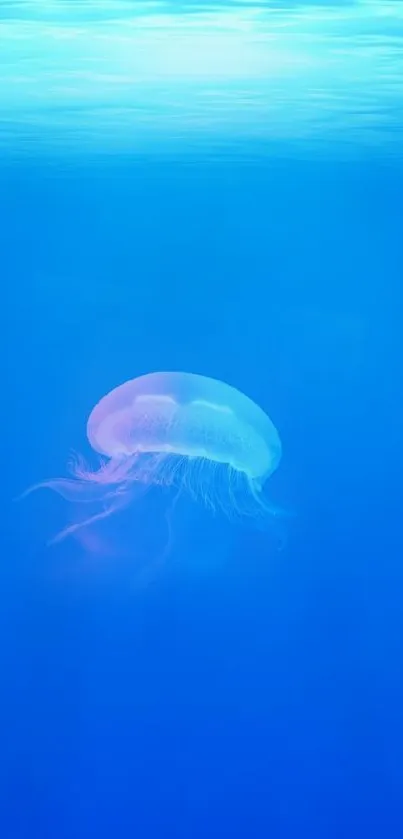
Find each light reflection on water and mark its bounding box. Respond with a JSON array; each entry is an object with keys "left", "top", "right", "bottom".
[{"left": 1, "top": 0, "right": 403, "bottom": 157}]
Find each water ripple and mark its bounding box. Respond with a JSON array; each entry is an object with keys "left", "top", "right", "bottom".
[{"left": 1, "top": 0, "right": 402, "bottom": 157}]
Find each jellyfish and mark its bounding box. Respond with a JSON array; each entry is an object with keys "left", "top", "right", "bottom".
[{"left": 24, "top": 372, "right": 282, "bottom": 544}]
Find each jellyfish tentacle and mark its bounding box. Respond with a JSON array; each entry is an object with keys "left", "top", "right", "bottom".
[
  {"left": 70, "top": 453, "right": 140, "bottom": 486},
  {"left": 49, "top": 491, "right": 131, "bottom": 545},
  {"left": 19, "top": 452, "right": 142, "bottom": 504},
  {"left": 19, "top": 477, "right": 117, "bottom": 504}
]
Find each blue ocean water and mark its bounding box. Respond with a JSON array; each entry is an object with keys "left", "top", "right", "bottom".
[{"left": 1, "top": 1, "right": 403, "bottom": 837}]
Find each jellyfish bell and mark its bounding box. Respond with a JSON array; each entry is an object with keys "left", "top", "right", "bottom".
[
  {"left": 87, "top": 372, "right": 280, "bottom": 482},
  {"left": 23, "top": 372, "right": 282, "bottom": 546}
]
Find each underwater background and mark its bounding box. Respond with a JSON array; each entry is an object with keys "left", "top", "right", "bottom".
[{"left": 1, "top": 1, "right": 403, "bottom": 836}]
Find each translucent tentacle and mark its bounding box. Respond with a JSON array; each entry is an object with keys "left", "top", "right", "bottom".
[
  {"left": 49, "top": 492, "right": 131, "bottom": 545},
  {"left": 18, "top": 452, "right": 141, "bottom": 504},
  {"left": 70, "top": 453, "right": 139, "bottom": 486},
  {"left": 19, "top": 477, "right": 116, "bottom": 504}
]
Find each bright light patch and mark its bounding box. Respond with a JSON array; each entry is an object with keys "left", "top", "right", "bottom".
[
  {"left": 192, "top": 401, "right": 233, "bottom": 415},
  {"left": 136, "top": 395, "right": 177, "bottom": 405}
]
